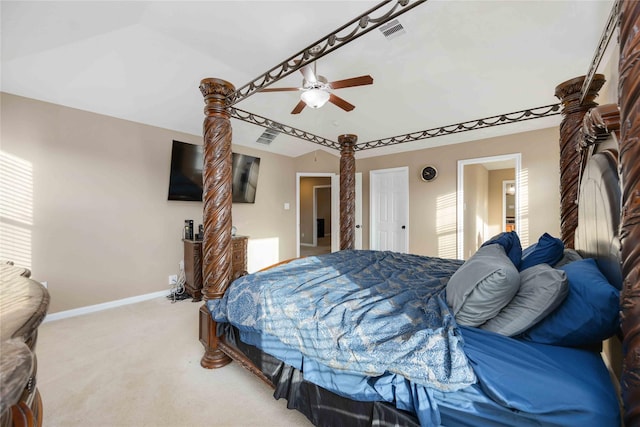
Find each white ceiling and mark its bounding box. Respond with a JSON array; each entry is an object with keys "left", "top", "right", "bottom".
[{"left": 1, "top": 1, "right": 615, "bottom": 159}]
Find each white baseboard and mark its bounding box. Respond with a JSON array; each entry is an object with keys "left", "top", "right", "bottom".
[
  {"left": 300, "top": 243, "right": 313, "bottom": 247},
  {"left": 44, "top": 290, "right": 170, "bottom": 323}
]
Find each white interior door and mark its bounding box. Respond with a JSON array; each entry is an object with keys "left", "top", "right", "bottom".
[{"left": 370, "top": 167, "right": 409, "bottom": 253}]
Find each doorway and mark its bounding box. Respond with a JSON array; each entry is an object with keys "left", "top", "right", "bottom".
[
  {"left": 296, "top": 172, "right": 363, "bottom": 257},
  {"left": 457, "top": 154, "right": 521, "bottom": 259},
  {"left": 311, "top": 184, "right": 332, "bottom": 254},
  {"left": 369, "top": 167, "right": 409, "bottom": 253},
  {"left": 297, "top": 175, "right": 336, "bottom": 257}
]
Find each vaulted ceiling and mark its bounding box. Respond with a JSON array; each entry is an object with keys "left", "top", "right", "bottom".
[{"left": 1, "top": 1, "right": 615, "bottom": 159}]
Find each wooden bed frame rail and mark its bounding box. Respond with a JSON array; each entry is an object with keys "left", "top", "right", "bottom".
[{"left": 198, "top": 1, "right": 640, "bottom": 424}]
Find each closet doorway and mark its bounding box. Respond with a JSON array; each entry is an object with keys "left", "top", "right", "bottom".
[{"left": 457, "top": 154, "right": 521, "bottom": 260}]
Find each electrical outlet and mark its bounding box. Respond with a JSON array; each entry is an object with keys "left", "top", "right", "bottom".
[{"left": 168, "top": 275, "right": 178, "bottom": 285}]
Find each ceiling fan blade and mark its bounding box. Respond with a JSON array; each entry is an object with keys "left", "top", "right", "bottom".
[
  {"left": 259, "top": 87, "right": 301, "bottom": 92},
  {"left": 329, "top": 93, "right": 355, "bottom": 112},
  {"left": 299, "top": 63, "right": 317, "bottom": 84},
  {"left": 291, "top": 100, "right": 307, "bottom": 114},
  {"left": 329, "top": 75, "right": 373, "bottom": 90}
]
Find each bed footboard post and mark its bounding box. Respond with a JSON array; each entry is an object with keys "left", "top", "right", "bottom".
[
  {"left": 554, "top": 74, "right": 606, "bottom": 249},
  {"left": 339, "top": 134, "right": 357, "bottom": 250},
  {"left": 618, "top": 1, "right": 640, "bottom": 423},
  {"left": 198, "top": 78, "right": 235, "bottom": 369}
]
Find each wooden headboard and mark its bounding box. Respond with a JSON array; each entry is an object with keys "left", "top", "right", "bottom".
[
  {"left": 573, "top": 104, "right": 623, "bottom": 409},
  {"left": 575, "top": 104, "right": 622, "bottom": 289}
]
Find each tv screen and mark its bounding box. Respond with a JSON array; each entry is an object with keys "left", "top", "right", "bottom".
[
  {"left": 167, "top": 140, "right": 260, "bottom": 203},
  {"left": 168, "top": 140, "right": 203, "bottom": 201}
]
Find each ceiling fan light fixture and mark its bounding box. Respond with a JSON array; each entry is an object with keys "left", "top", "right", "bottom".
[{"left": 301, "top": 88, "right": 330, "bottom": 109}]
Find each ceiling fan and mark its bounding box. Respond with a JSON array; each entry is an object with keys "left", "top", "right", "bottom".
[{"left": 259, "top": 62, "right": 373, "bottom": 114}]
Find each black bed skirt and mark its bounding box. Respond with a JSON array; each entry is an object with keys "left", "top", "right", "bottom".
[{"left": 221, "top": 323, "right": 420, "bottom": 427}]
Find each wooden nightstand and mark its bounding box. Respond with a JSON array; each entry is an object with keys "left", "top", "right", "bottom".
[
  {"left": 230, "top": 236, "right": 248, "bottom": 280},
  {"left": 183, "top": 239, "right": 203, "bottom": 301},
  {"left": 184, "top": 236, "right": 248, "bottom": 301}
]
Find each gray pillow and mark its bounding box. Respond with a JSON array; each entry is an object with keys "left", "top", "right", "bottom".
[
  {"left": 552, "top": 248, "right": 583, "bottom": 268},
  {"left": 480, "top": 263, "right": 568, "bottom": 336},
  {"left": 446, "top": 244, "right": 520, "bottom": 327}
]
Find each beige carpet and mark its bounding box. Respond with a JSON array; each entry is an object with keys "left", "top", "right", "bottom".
[
  {"left": 38, "top": 297, "right": 312, "bottom": 427},
  {"left": 299, "top": 236, "right": 331, "bottom": 257}
]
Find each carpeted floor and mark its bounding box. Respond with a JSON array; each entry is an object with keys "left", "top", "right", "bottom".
[
  {"left": 38, "top": 297, "right": 312, "bottom": 427},
  {"left": 299, "top": 236, "right": 331, "bottom": 257}
]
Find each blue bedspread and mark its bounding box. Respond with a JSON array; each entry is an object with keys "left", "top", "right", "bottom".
[{"left": 208, "top": 250, "right": 475, "bottom": 391}]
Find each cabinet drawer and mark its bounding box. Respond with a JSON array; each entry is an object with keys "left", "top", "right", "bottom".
[
  {"left": 231, "top": 236, "right": 248, "bottom": 278},
  {"left": 232, "top": 250, "right": 245, "bottom": 265}
]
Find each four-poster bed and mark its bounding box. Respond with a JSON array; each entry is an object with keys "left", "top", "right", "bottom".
[{"left": 197, "top": 1, "right": 639, "bottom": 425}]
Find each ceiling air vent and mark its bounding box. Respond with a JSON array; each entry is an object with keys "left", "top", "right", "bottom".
[
  {"left": 256, "top": 127, "right": 279, "bottom": 145},
  {"left": 379, "top": 19, "right": 406, "bottom": 40}
]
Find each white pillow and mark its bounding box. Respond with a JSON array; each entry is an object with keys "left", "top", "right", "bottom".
[
  {"left": 481, "top": 264, "right": 568, "bottom": 336},
  {"left": 446, "top": 244, "right": 520, "bottom": 327}
]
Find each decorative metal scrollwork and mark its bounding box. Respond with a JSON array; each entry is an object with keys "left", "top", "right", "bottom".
[
  {"left": 355, "top": 104, "right": 562, "bottom": 151},
  {"left": 230, "top": 108, "right": 340, "bottom": 150},
  {"left": 579, "top": 0, "right": 620, "bottom": 106},
  {"left": 231, "top": 104, "right": 564, "bottom": 153},
  {"left": 230, "top": 0, "right": 427, "bottom": 105}
]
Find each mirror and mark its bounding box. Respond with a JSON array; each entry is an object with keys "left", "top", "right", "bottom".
[{"left": 457, "top": 154, "right": 521, "bottom": 259}]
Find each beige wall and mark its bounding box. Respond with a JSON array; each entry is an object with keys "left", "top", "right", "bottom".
[
  {"left": 1, "top": 93, "right": 297, "bottom": 313},
  {"left": 463, "top": 164, "right": 489, "bottom": 259},
  {"left": 488, "top": 169, "right": 516, "bottom": 237},
  {"left": 1, "top": 93, "right": 563, "bottom": 313}
]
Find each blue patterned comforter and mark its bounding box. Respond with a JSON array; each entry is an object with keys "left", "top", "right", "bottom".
[{"left": 208, "top": 250, "right": 475, "bottom": 391}]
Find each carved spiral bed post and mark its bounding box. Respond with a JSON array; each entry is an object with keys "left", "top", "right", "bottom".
[
  {"left": 618, "top": 1, "right": 640, "bottom": 423},
  {"left": 554, "top": 74, "right": 606, "bottom": 249},
  {"left": 339, "top": 134, "right": 357, "bottom": 250},
  {"left": 198, "top": 78, "right": 234, "bottom": 369}
]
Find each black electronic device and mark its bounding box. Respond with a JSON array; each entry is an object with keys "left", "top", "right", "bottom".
[
  {"left": 184, "top": 220, "right": 194, "bottom": 240},
  {"left": 169, "top": 141, "right": 203, "bottom": 201},
  {"left": 168, "top": 140, "right": 260, "bottom": 203}
]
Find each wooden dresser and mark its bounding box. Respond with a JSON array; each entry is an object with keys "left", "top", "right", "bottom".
[
  {"left": 184, "top": 236, "right": 248, "bottom": 301},
  {"left": 0, "top": 262, "right": 49, "bottom": 427}
]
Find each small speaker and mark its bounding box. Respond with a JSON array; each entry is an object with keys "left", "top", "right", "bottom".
[{"left": 184, "top": 220, "right": 194, "bottom": 240}]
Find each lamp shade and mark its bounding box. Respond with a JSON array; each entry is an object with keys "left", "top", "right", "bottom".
[{"left": 301, "top": 88, "right": 330, "bottom": 108}]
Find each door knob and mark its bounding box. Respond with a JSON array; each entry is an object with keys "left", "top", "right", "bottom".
[
  {"left": 401, "top": 225, "right": 406, "bottom": 229},
  {"left": 355, "top": 225, "right": 361, "bottom": 229}
]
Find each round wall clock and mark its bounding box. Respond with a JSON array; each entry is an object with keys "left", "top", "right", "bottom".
[{"left": 420, "top": 165, "right": 438, "bottom": 182}]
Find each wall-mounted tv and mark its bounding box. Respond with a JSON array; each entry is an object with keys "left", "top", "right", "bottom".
[{"left": 167, "top": 140, "right": 260, "bottom": 203}]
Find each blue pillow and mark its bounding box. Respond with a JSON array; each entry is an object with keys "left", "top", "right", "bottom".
[
  {"left": 519, "top": 233, "right": 565, "bottom": 271},
  {"left": 521, "top": 258, "right": 620, "bottom": 347},
  {"left": 480, "top": 231, "right": 522, "bottom": 267}
]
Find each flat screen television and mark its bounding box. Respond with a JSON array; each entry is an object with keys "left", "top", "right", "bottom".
[{"left": 167, "top": 140, "right": 260, "bottom": 203}]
